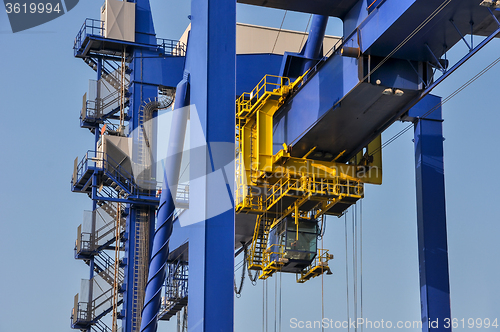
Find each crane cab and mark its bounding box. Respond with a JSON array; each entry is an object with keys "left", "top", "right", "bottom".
[{"left": 265, "top": 217, "right": 319, "bottom": 273}]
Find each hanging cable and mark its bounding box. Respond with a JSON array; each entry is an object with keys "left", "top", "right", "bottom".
[
  {"left": 321, "top": 233, "right": 325, "bottom": 332},
  {"left": 248, "top": 268, "right": 259, "bottom": 286},
  {"left": 298, "top": 14, "right": 313, "bottom": 52},
  {"left": 265, "top": 279, "right": 269, "bottom": 332},
  {"left": 344, "top": 212, "right": 350, "bottom": 332},
  {"left": 360, "top": 201, "right": 364, "bottom": 332},
  {"left": 353, "top": 204, "right": 358, "bottom": 332},
  {"left": 262, "top": 279, "right": 265, "bottom": 332},
  {"left": 274, "top": 270, "right": 278, "bottom": 332},
  {"left": 318, "top": 214, "right": 326, "bottom": 239},
  {"left": 279, "top": 269, "right": 282, "bottom": 332},
  {"left": 271, "top": 11, "right": 288, "bottom": 54},
  {"left": 234, "top": 247, "right": 247, "bottom": 297}
]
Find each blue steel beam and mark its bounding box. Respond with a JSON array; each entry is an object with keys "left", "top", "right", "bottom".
[
  {"left": 183, "top": 0, "right": 236, "bottom": 330},
  {"left": 122, "top": 2, "right": 162, "bottom": 332},
  {"left": 408, "top": 95, "right": 451, "bottom": 332},
  {"left": 237, "top": 0, "right": 359, "bottom": 18},
  {"left": 273, "top": 0, "right": 500, "bottom": 162},
  {"left": 351, "top": 23, "right": 500, "bottom": 160}
]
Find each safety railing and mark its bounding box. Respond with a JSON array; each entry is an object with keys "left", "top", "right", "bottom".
[
  {"left": 73, "top": 150, "right": 163, "bottom": 201},
  {"left": 95, "top": 203, "right": 126, "bottom": 243},
  {"left": 159, "top": 262, "right": 189, "bottom": 316},
  {"left": 72, "top": 150, "right": 103, "bottom": 188},
  {"left": 74, "top": 18, "right": 105, "bottom": 56},
  {"left": 261, "top": 244, "right": 286, "bottom": 278},
  {"left": 94, "top": 251, "right": 124, "bottom": 284},
  {"left": 74, "top": 18, "right": 187, "bottom": 58},
  {"left": 296, "top": 248, "right": 333, "bottom": 283},
  {"left": 76, "top": 226, "right": 93, "bottom": 254},
  {"left": 236, "top": 171, "right": 364, "bottom": 215},
  {"left": 175, "top": 183, "right": 189, "bottom": 203},
  {"left": 91, "top": 287, "right": 113, "bottom": 320},
  {"left": 72, "top": 294, "right": 90, "bottom": 325},
  {"left": 236, "top": 75, "right": 291, "bottom": 119},
  {"left": 367, "top": 0, "right": 387, "bottom": 13},
  {"left": 94, "top": 320, "right": 113, "bottom": 332},
  {"left": 157, "top": 38, "right": 187, "bottom": 57},
  {"left": 81, "top": 99, "right": 100, "bottom": 122},
  {"left": 300, "top": 36, "right": 345, "bottom": 88}
]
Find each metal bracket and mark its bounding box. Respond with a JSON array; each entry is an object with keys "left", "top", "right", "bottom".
[
  {"left": 425, "top": 43, "right": 446, "bottom": 73},
  {"left": 450, "top": 19, "right": 472, "bottom": 51}
]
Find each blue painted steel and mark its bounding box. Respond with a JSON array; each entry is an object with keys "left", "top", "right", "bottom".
[
  {"left": 123, "top": 60, "right": 158, "bottom": 332},
  {"left": 301, "top": 15, "right": 328, "bottom": 72},
  {"left": 134, "top": 0, "right": 156, "bottom": 45},
  {"left": 359, "top": 0, "right": 500, "bottom": 61},
  {"left": 236, "top": 0, "right": 359, "bottom": 19},
  {"left": 140, "top": 75, "right": 190, "bottom": 332},
  {"left": 409, "top": 95, "right": 451, "bottom": 332},
  {"left": 274, "top": 0, "right": 500, "bottom": 162},
  {"left": 115, "top": 2, "right": 163, "bottom": 332},
  {"left": 360, "top": 23, "right": 500, "bottom": 159},
  {"left": 182, "top": 0, "right": 236, "bottom": 330},
  {"left": 236, "top": 54, "right": 283, "bottom": 95}
]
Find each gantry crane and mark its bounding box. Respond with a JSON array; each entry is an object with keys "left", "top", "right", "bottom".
[{"left": 67, "top": 1, "right": 500, "bottom": 332}]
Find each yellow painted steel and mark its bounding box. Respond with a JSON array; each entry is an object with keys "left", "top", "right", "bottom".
[
  {"left": 296, "top": 249, "right": 334, "bottom": 283},
  {"left": 259, "top": 244, "right": 286, "bottom": 280},
  {"left": 236, "top": 73, "right": 382, "bottom": 282}
]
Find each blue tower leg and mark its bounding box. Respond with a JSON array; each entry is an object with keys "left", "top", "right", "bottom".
[
  {"left": 185, "top": 0, "right": 236, "bottom": 330},
  {"left": 409, "top": 95, "right": 451, "bottom": 332}
]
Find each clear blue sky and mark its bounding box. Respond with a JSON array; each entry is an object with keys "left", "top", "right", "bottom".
[{"left": 0, "top": 1, "right": 499, "bottom": 331}]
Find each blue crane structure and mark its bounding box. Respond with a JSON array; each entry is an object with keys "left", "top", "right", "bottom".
[{"left": 68, "top": 0, "right": 500, "bottom": 331}]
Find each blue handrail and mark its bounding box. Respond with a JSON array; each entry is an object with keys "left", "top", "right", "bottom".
[
  {"left": 74, "top": 18, "right": 186, "bottom": 57},
  {"left": 72, "top": 150, "right": 162, "bottom": 198},
  {"left": 74, "top": 19, "right": 105, "bottom": 56}
]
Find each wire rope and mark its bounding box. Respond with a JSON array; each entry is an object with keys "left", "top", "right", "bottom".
[
  {"left": 360, "top": 201, "right": 364, "bottom": 332},
  {"left": 272, "top": 11, "right": 288, "bottom": 54},
  {"left": 287, "top": 0, "right": 454, "bottom": 147},
  {"left": 234, "top": 248, "right": 246, "bottom": 297},
  {"left": 298, "top": 14, "right": 313, "bottom": 52},
  {"left": 353, "top": 204, "right": 357, "bottom": 332},
  {"left": 321, "top": 234, "right": 325, "bottom": 332},
  {"left": 345, "top": 213, "right": 350, "bottom": 332}
]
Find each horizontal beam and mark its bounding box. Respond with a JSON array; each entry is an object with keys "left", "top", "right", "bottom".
[{"left": 237, "top": 0, "right": 358, "bottom": 19}]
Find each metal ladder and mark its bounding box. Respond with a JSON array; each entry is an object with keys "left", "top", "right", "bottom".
[
  {"left": 130, "top": 210, "right": 150, "bottom": 332},
  {"left": 248, "top": 216, "right": 272, "bottom": 270}
]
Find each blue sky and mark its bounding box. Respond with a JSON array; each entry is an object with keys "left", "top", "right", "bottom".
[{"left": 0, "top": 1, "right": 499, "bottom": 331}]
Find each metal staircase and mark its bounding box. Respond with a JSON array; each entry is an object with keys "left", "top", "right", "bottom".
[
  {"left": 75, "top": 202, "right": 126, "bottom": 257},
  {"left": 92, "top": 251, "right": 125, "bottom": 287},
  {"left": 81, "top": 58, "right": 130, "bottom": 129},
  {"left": 158, "top": 261, "right": 188, "bottom": 321},
  {"left": 247, "top": 216, "right": 272, "bottom": 270},
  {"left": 71, "top": 8, "right": 186, "bottom": 332}
]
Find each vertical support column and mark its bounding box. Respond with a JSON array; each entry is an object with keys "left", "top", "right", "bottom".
[
  {"left": 409, "top": 95, "right": 451, "bottom": 332},
  {"left": 124, "top": 47, "right": 159, "bottom": 332},
  {"left": 140, "top": 75, "right": 190, "bottom": 332},
  {"left": 187, "top": 0, "right": 236, "bottom": 330},
  {"left": 88, "top": 56, "right": 103, "bottom": 331},
  {"left": 301, "top": 15, "right": 328, "bottom": 73}
]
